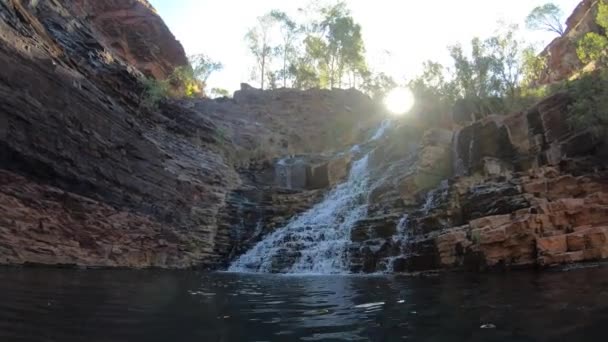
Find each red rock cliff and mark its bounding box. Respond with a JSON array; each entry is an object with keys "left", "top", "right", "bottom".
[
  {"left": 539, "top": 0, "right": 602, "bottom": 84},
  {"left": 67, "top": 0, "right": 188, "bottom": 79}
]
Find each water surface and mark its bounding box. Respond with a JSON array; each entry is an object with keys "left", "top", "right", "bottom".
[{"left": 1, "top": 266, "right": 607, "bottom": 341}]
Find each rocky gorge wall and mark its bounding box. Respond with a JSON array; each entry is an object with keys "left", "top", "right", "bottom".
[
  {"left": 351, "top": 93, "right": 608, "bottom": 272},
  {"left": 0, "top": 0, "right": 381, "bottom": 268},
  {"left": 1, "top": 0, "right": 607, "bottom": 273}
]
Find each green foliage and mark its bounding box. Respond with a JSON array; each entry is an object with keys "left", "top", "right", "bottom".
[
  {"left": 597, "top": 0, "right": 608, "bottom": 29},
  {"left": 566, "top": 70, "right": 608, "bottom": 138},
  {"left": 576, "top": 1, "right": 608, "bottom": 65},
  {"left": 526, "top": 3, "right": 565, "bottom": 35},
  {"left": 418, "top": 26, "right": 531, "bottom": 119},
  {"left": 247, "top": 2, "right": 368, "bottom": 91},
  {"left": 141, "top": 77, "right": 171, "bottom": 110},
  {"left": 170, "top": 65, "right": 199, "bottom": 97},
  {"left": 246, "top": 13, "right": 275, "bottom": 90},
  {"left": 409, "top": 61, "right": 459, "bottom": 125},
  {"left": 209, "top": 88, "right": 231, "bottom": 98},
  {"left": 577, "top": 32, "right": 608, "bottom": 65},
  {"left": 362, "top": 72, "right": 396, "bottom": 100},
  {"left": 315, "top": 2, "right": 367, "bottom": 88},
  {"left": 289, "top": 59, "right": 320, "bottom": 89},
  {"left": 188, "top": 54, "right": 223, "bottom": 93},
  {"left": 215, "top": 127, "right": 229, "bottom": 143},
  {"left": 522, "top": 46, "right": 548, "bottom": 86},
  {"left": 139, "top": 54, "right": 223, "bottom": 108},
  {"left": 269, "top": 10, "right": 300, "bottom": 88}
]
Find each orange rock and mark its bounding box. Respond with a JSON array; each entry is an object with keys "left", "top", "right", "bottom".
[{"left": 537, "top": 235, "right": 568, "bottom": 255}]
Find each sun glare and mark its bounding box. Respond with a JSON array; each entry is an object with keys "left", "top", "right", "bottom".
[{"left": 384, "top": 88, "right": 415, "bottom": 116}]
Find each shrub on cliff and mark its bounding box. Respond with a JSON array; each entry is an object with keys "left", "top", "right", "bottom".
[
  {"left": 141, "top": 77, "right": 171, "bottom": 110},
  {"left": 577, "top": 0, "right": 608, "bottom": 65},
  {"left": 566, "top": 70, "right": 608, "bottom": 139},
  {"left": 139, "top": 54, "right": 223, "bottom": 109}
]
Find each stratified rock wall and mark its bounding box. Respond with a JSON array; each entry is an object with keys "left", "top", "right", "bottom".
[
  {"left": 0, "top": 0, "right": 381, "bottom": 268},
  {"left": 353, "top": 93, "right": 608, "bottom": 273},
  {"left": 67, "top": 0, "right": 188, "bottom": 79}
]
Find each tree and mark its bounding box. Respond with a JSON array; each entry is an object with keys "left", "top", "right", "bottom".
[
  {"left": 269, "top": 10, "right": 299, "bottom": 88},
  {"left": 317, "top": 2, "right": 366, "bottom": 88},
  {"left": 487, "top": 26, "right": 525, "bottom": 105},
  {"left": 290, "top": 2, "right": 367, "bottom": 89},
  {"left": 209, "top": 88, "right": 231, "bottom": 98},
  {"left": 448, "top": 38, "right": 496, "bottom": 101},
  {"left": 526, "top": 3, "right": 565, "bottom": 35},
  {"left": 361, "top": 72, "right": 396, "bottom": 100},
  {"left": 189, "top": 54, "right": 223, "bottom": 91},
  {"left": 290, "top": 57, "right": 320, "bottom": 89},
  {"left": 522, "top": 46, "right": 547, "bottom": 86},
  {"left": 246, "top": 14, "right": 275, "bottom": 90}
]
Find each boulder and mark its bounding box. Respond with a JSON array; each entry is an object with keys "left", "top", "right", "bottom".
[{"left": 306, "top": 154, "right": 351, "bottom": 189}]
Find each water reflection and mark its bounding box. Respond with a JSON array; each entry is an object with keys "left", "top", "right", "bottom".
[{"left": 0, "top": 267, "right": 607, "bottom": 341}]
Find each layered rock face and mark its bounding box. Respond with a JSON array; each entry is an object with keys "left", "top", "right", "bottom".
[
  {"left": 353, "top": 93, "right": 608, "bottom": 272},
  {"left": 2, "top": 0, "right": 606, "bottom": 273},
  {"left": 67, "top": 0, "right": 188, "bottom": 79},
  {"left": 0, "top": 0, "right": 237, "bottom": 268},
  {"left": 0, "top": 0, "right": 380, "bottom": 268},
  {"left": 539, "top": 0, "right": 601, "bottom": 84}
]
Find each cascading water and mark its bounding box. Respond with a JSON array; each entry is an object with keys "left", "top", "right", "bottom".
[
  {"left": 452, "top": 129, "right": 466, "bottom": 177},
  {"left": 370, "top": 119, "right": 392, "bottom": 141},
  {"left": 229, "top": 120, "right": 391, "bottom": 274}
]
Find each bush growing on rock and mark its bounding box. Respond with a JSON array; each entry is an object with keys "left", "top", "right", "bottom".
[
  {"left": 566, "top": 70, "right": 608, "bottom": 139},
  {"left": 141, "top": 77, "right": 171, "bottom": 110},
  {"left": 577, "top": 0, "right": 608, "bottom": 66},
  {"left": 140, "top": 54, "right": 223, "bottom": 109}
]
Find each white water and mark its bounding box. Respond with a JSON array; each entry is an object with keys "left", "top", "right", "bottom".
[
  {"left": 229, "top": 154, "right": 371, "bottom": 274},
  {"left": 370, "top": 119, "right": 391, "bottom": 141},
  {"left": 452, "top": 129, "right": 466, "bottom": 177},
  {"left": 393, "top": 214, "right": 409, "bottom": 243},
  {"left": 229, "top": 120, "right": 391, "bottom": 274}
]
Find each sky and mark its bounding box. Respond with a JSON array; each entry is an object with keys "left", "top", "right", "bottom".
[{"left": 149, "top": 0, "right": 582, "bottom": 92}]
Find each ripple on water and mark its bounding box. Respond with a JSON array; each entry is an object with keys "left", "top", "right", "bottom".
[{"left": 1, "top": 269, "right": 608, "bottom": 341}]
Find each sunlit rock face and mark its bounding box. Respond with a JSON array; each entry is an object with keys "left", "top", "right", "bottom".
[
  {"left": 538, "top": 0, "right": 601, "bottom": 85},
  {"left": 352, "top": 92, "right": 608, "bottom": 273}
]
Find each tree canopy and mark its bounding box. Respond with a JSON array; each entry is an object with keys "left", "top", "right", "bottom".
[{"left": 525, "top": 3, "right": 565, "bottom": 35}]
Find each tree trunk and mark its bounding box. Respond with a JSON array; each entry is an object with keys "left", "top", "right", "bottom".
[
  {"left": 261, "top": 54, "right": 266, "bottom": 90},
  {"left": 283, "top": 48, "right": 287, "bottom": 88}
]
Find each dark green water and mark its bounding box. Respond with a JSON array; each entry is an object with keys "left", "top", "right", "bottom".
[{"left": 0, "top": 266, "right": 607, "bottom": 341}]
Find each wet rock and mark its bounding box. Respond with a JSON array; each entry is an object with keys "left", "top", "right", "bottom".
[
  {"left": 454, "top": 117, "right": 517, "bottom": 176},
  {"left": 306, "top": 154, "right": 352, "bottom": 190},
  {"left": 461, "top": 182, "right": 529, "bottom": 222}
]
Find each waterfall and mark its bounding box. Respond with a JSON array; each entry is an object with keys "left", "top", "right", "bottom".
[
  {"left": 275, "top": 157, "right": 306, "bottom": 189},
  {"left": 275, "top": 157, "right": 292, "bottom": 189},
  {"left": 370, "top": 119, "right": 391, "bottom": 141},
  {"left": 229, "top": 120, "right": 391, "bottom": 274},
  {"left": 452, "top": 129, "right": 466, "bottom": 177}
]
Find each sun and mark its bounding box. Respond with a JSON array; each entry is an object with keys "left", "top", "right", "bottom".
[{"left": 384, "top": 88, "right": 415, "bottom": 116}]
